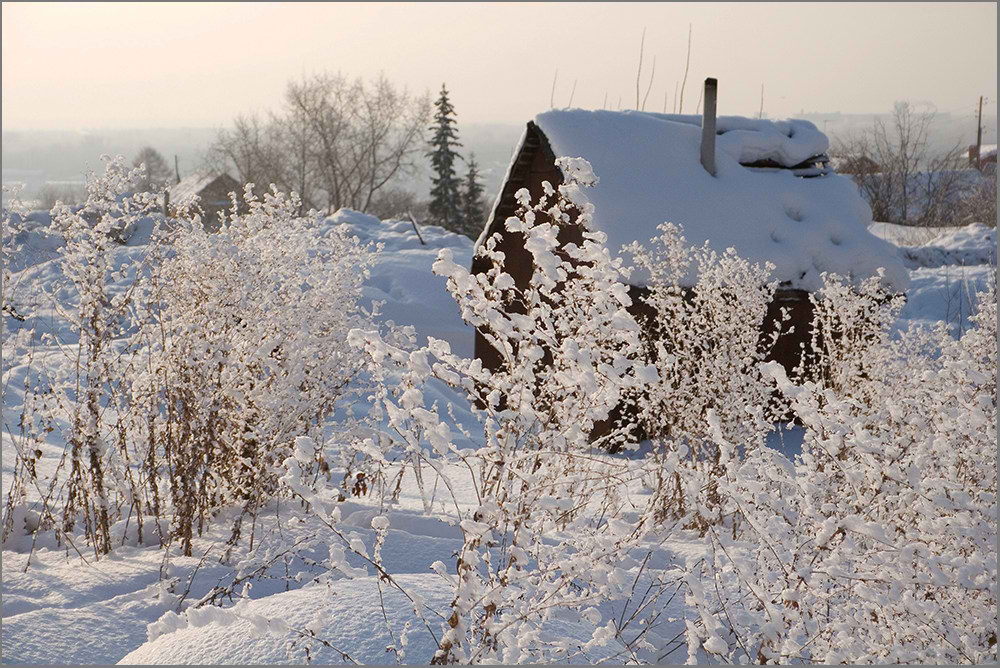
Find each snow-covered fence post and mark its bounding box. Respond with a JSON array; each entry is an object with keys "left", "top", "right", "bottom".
[{"left": 700, "top": 77, "right": 718, "bottom": 177}]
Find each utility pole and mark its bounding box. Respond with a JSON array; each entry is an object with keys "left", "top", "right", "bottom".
[{"left": 975, "top": 95, "right": 983, "bottom": 170}]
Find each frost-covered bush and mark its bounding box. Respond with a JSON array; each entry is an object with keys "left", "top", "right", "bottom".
[
  {"left": 131, "top": 185, "right": 377, "bottom": 555},
  {"left": 684, "top": 274, "right": 997, "bottom": 664},
  {"left": 798, "top": 268, "right": 905, "bottom": 398},
  {"left": 4, "top": 161, "right": 380, "bottom": 559},
  {"left": 5, "top": 158, "right": 161, "bottom": 555},
  {"left": 625, "top": 225, "right": 783, "bottom": 528},
  {"left": 956, "top": 170, "right": 997, "bottom": 227},
  {"left": 1, "top": 185, "right": 42, "bottom": 545},
  {"left": 337, "top": 164, "right": 690, "bottom": 663},
  {"left": 2, "top": 185, "right": 27, "bottom": 324}
]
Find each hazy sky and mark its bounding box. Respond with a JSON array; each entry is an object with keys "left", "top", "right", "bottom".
[{"left": 2, "top": 2, "right": 996, "bottom": 131}]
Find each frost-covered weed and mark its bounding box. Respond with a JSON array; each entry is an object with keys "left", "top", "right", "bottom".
[
  {"left": 1, "top": 185, "right": 43, "bottom": 545},
  {"left": 626, "top": 225, "right": 784, "bottom": 528},
  {"left": 130, "top": 185, "right": 377, "bottom": 555},
  {"left": 684, "top": 273, "right": 997, "bottom": 664},
  {"left": 4, "top": 158, "right": 162, "bottom": 555},
  {"left": 338, "top": 165, "right": 744, "bottom": 663}
]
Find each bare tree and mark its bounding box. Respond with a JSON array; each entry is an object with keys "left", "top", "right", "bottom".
[
  {"left": 132, "top": 146, "right": 174, "bottom": 192},
  {"left": 38, "top": 183, "right": 86, "bottom": 209},
  {"left": 366, "top": 185, "right": 428, "bottom": 222},
  {"left": 832, "top": 102, "right": 972, "bottom": 226},
  {"left": 205, "top": 113, "right": 286, "bottom": 196},
  {"left": 955, "top": 171, "right": 997, "bottom": 227},
  {"left": 352, "top": 74, "right": 429, "bottom": 213},
  {"left": 283, "top": 73, "right": 355, "bottom": 213},
  {"left": 273, "top": 102, "right": 317, "bottom": 214},
  {"left": 209, "top": 72, "right": 429, "bottom": 217}
]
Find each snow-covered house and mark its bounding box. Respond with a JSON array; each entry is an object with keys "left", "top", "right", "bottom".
[
  {"left": 967, "top": 144, "right": 997, "bottom": 172},
  {"left": 830, "top": 153, "right": 881, "bottom": 175},
  {"left": 472, "top": 97, "right": 908, "bottom": 379},
  {"left": 165, "top": 171, "right": 240, "bottom": 232}
]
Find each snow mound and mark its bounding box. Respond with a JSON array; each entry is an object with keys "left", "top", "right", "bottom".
[
  {"left": 325, "top": 208, "right": 473, "bottom": 254},
  {"left": 900, "top": 264, "right": 994, "bottom": 332},
  {"left": 122, "top": 576, "right": 453, "bottom": 665},
  {"left": 869, "top": 222, "right": 997, "bottom": 333},
  {"left": 122, "top": 574, "right": 617, "bottom": 665},
  {"left": 324, "top": 209, "right": 476, "bottom": 358},
  {"left": 487, "top": 109, "right": 908, "bottom": 293},
  {"left": 3, "top": 210, "right": 62, "bottom": 273},
  {"left": 899, "top": 223, "right": 997, "bottom": 268}
]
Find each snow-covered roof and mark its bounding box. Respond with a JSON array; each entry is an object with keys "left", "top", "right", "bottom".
[
  {"left": 168, "top": 172, "right": 234, "bottom": 204},
  {"left": 482, "top": 109, "right": 909, "bottom": 293}
]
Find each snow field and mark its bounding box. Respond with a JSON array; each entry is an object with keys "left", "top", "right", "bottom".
[{"left": 2, "top": 198, "right": 995, "bottom": 665}]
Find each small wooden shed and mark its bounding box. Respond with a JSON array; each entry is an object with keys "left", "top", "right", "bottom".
[
  {"left": 165, "top": 172, "right": 240, "bottom": 232},
  {"left": 472, "top": 88, "right": 909, "bottom": 383}
]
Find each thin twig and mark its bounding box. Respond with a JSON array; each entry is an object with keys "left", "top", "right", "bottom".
[
  {"left": 678, "top": 24, "right": 692, "bottom": 113},
  {"left": 635, "top": 27, "right": 646, "bottom": 109},
  {"left": 641, "top": 56, "right": 656, "bottom": 111}
]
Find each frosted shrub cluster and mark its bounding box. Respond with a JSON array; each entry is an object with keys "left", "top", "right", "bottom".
[
  {"left": 4, "top": 158, "right": 162, "bottom": 554},
  {"left": 3, "top": 158, "right": 378, "bottom": 559},
  {"left": 339, "top": 159, "right": 994, "bottom": 663},
  {"left": 130, "top": 185, "right": 376, "bottom": 555},
  {"left": 799, "top": 268, "right": 905, "bottom": 396},
  {"left": 625, "top": 225, "right": 784, "bottom": 528},
  {"left": 683, "top": 275, "right": 997, "bottom": 664}
]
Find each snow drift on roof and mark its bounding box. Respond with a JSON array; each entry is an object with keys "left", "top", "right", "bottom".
[
  {"left": 168, "top": 172, "right": 229, "bottom": 204},
  {"left": 647, "top": 113, "right": 830, "bottom": 167},
  {"left": 485, "top": 109, "right": 908, "bottom": 293}
]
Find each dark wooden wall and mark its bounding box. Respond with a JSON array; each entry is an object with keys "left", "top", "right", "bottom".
[{"left": 198, "top": 176, "right": 241, "bottom": 232}]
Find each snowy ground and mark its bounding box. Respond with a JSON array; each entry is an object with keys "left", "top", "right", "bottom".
[{"left": 1, "top": 211, "right": 995, "bottom": 665}]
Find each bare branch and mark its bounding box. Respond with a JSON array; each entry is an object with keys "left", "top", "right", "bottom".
[
  {"left": 635, "top": 27, "right": 646, "bottom": 109},
  {"left": 678, "top": 24, "right": 692, "bottom": 113},
  {"left": 641, "top": 56, "right": 656, "bottom": 112}
]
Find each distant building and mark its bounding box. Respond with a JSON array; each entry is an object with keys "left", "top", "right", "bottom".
[
  {"left": 165, "top": 172, "right": 240, "bottom": 232},
  {"left": 830, "top": 154, "right": 881, "bottom": 175},
  {"left": 968, "top": 144, "right": 997, "bottom": 171}
]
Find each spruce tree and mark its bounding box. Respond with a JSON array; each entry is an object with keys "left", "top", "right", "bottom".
[
  {"left": 426, "top": 84, "right": 463, "bottom": 231},
  {"left": 459, "top": 153, "right": 487, "bottom": 239}
]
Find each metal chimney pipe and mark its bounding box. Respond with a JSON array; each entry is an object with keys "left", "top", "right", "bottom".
[{"left": 700, "top": 78, "right": 718, "bottom": 176}]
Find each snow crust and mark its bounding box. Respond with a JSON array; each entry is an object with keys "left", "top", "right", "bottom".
[{"left": 485, "top": 109, "right": 909, "bottom": 293}]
